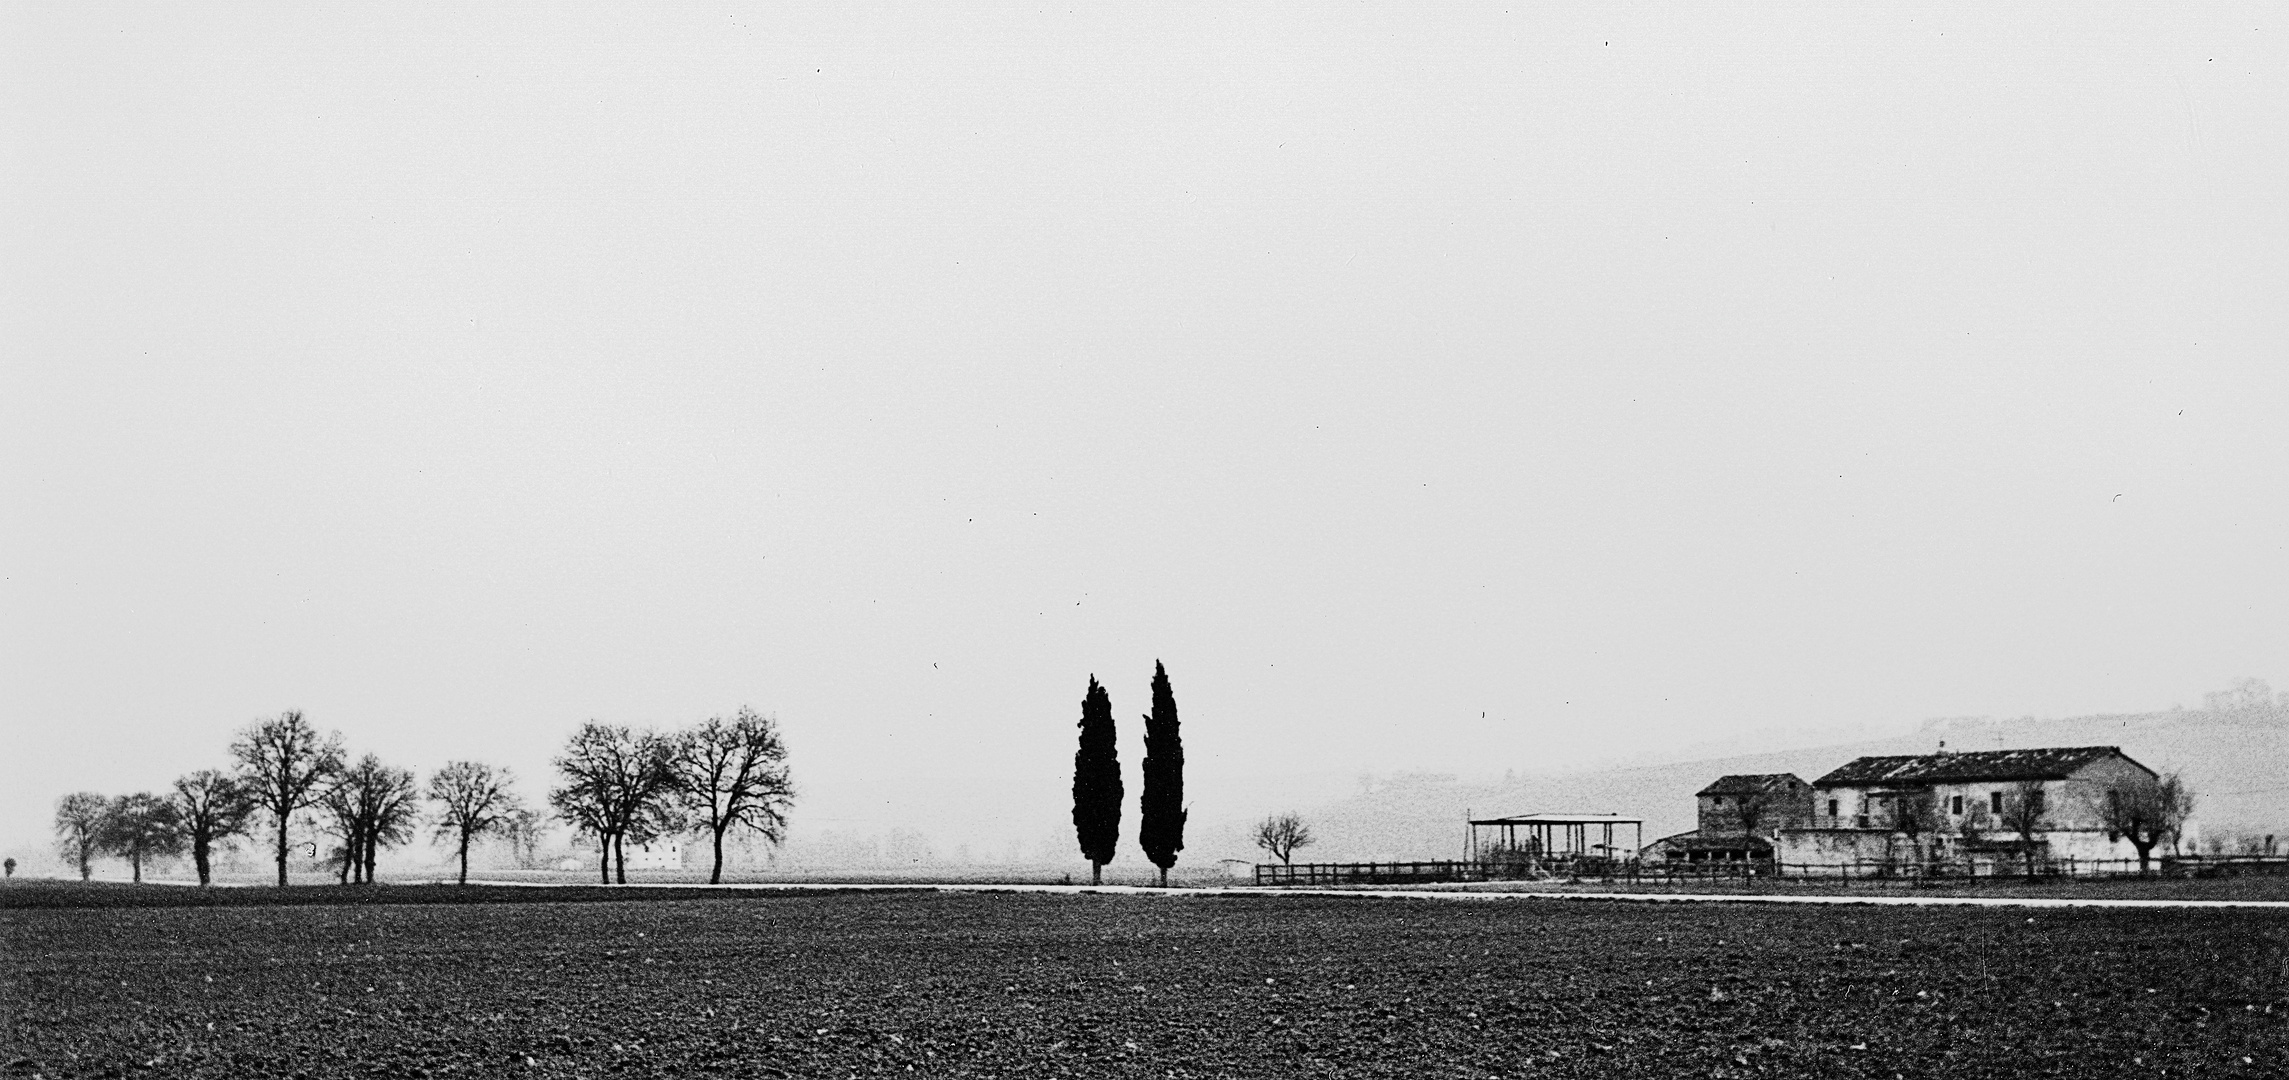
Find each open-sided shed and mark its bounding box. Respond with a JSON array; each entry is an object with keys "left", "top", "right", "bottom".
[{"left": 1469, "top": 813, "right": 1643, "bottom": 871}]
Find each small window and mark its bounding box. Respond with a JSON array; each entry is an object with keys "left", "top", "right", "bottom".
[
  {"left": 1712, "top": 796, "right": 1723, "bottom": 807},
  {"left": 1827, "top": 799, "right": 1839, "bottom": 818},
  {"left": 2029, "top": 789, "right": 2045, "bottom": 815},
  {"left": 1950, "top": 795, "right": 1963, "bottom": 815},
  {"left": 1991, "top": 791, "right": 2004, "bottom": 814}
]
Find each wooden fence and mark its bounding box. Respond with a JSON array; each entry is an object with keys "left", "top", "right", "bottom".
[
  {"left": 1253, "top": 861, "right": 1486, "bottom": 886},
  {"left": 1552, "top": 854, "right": 2289, "bottom": 884},
  {"left": 1250, "top": 854, "right": 2289, "bottom": 887}
]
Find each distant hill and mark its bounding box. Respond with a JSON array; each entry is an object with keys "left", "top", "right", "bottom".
[{"left": 1237, "top": 695, "right": 2289, "bottom": 864}]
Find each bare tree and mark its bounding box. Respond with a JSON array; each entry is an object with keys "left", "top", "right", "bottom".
[
  {"left": 53, "top": 792, "right": 109, "bottom": 881},
  {"left": 1731, "top": 784, "right": 1781, "bottom": 838},
  {"left": 1252, "top": 813, "right": 1316, "bottom": 866},
  {"left": 2094, "top": 771, "right": 2196, "bottom": 874},
  {"left": 549, "top": 728, "right": 617, "bottom": 883},
  {"left": 668, "top": 708, "right": 795, "bottom": 884},
  {"left": 172, "top": 769, "right": 259, "bottom": 886},
  {"left": 550, "top": 722, "right": 676, "bottom": 883},
  {"left": 360, "top": 757, "right": 421, "bottom": 884},
  {"left": 317, "top": 754, "right": 420, "bottom": 884},
  {"left": 316, "top": 777, "right": 365, "bottom": 884},
  {"left": 1996, "top": 780, "right": 2049, "bottom": 877},
  {"left": 1888, "top": 789, "right": 1945, "bottom": 872},
  {"left": 428, "top": 761, "right": 524, "bottom": 885},
  {"left": 97, "top": 793, "right": 185, "bottom": 883},
  {"left": 231, "top": 711, "right": 345, "bottom": 887},
  {"left": 1956, "top": 799, "right": 1992, "bottom": 845},
  {"left": 618, "top": 773, "right": 687, "bottom": 878},
  {"left": 502, "top": 806, "right": 547, "bottom": 868}
]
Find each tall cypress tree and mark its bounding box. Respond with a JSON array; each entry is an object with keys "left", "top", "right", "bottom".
[
  {"left": 1071, "top": 676, "right": 1122, "bottom": 885},
  {"left": 1138, "top": 660, "right": 1186, "bottom": 887}
]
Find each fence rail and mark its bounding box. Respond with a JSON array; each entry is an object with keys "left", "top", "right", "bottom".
[
  {"left": 1253, "top": 861, "right": 1485, "bottom": 886},
  {"left": 1754, "top": 854, "right": 2289, "bottom": 882},
  {"left": 1250, "top": 854, "right": 2289, "bottom": 887}
]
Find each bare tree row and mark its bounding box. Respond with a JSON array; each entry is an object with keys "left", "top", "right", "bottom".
[
  {"left": 54, "top": 711, "right": 532, "bottom": 886},
  {"left": 50, "top": 705, "right": 793, "bottom": 887},
  {"left": 549, "top": 707, "right": 794, "bottom": 884}
]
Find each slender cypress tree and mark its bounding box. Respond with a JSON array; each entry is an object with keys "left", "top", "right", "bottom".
[
  {"left": 1071, "top": 676, "right": 1122, "bottom": 884},
  {"left": 1138, "top": 660, "right": 1186, "bottom": 887}
]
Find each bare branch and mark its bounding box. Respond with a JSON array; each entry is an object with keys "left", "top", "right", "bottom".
[{"left": 1252, "top": 813, "right": 1316, "bottom": 866}]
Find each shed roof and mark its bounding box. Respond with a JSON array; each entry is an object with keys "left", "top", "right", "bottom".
[
  {"left": 1469, "top": 813, "right": 1642, "bottom": 826},
  {"left": 1695, "top": 773, "right": 1806, "bottom": 797},
  {"left": 1811, "top": 746, "right": 2152, "bottom": 788}
]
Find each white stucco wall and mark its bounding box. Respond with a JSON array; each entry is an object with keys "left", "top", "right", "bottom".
[{"left": 622, "top": 840, "right": 684, "bottom": 871}]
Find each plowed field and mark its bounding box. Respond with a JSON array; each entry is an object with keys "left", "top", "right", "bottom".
[{"left": 6, "top": 889, "right": 2287, "bottom": 1077}]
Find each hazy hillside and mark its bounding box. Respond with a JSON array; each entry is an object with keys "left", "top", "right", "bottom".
[{"left": 1258, "top": 689, "right": 2289, "bottom": 864}]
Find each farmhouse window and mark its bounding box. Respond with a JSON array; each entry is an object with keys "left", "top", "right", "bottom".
[
  {"left": 1991, "top": 791, "right": 2004, "bottom": 814},
  {"left": 1827, "top": 799, "right": 1838, "bottom": 818},
  {"left": 2029, "top": 790, "right": 2045, "bottom": 815},
  {"left": 1712, "top": 796, "right": 1723, "bottom": 807},
  {"left": 1951, "top": 795, "right": 1963, "bottom": 815}
]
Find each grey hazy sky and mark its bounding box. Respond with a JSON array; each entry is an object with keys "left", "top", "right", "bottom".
[{"left": 5, "top": 5, "right": 2284, "bottom": 862}]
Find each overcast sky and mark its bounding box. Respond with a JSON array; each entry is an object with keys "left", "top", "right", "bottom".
[{"left": 4, "top": 5, "right": 2284, "bottom": 865}]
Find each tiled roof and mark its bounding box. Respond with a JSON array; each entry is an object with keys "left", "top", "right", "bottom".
[
  {"left": 1695, "top": 773, "right": 1806, "bottom": 797},
  {"left": 1811, "top": 746, "right": 2149, "bottom": 787}
]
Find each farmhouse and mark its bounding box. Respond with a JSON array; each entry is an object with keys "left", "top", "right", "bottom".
[
  {"left": 1775, "top": 745, "right": 2156, "bottom": 870},
  {"left": 1641, "top": 773, "right": 1813, "bottom": 864},
  {"left": 622, "top": 839, "right": 684, "bottom": 871},
  {"left": 553, "top": 839, "right": 686, "bottom": 873}
]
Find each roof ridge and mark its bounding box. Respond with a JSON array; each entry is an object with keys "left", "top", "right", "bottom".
[{"left": 1809, "top": 746, "right": 2141, "bottom": 787}]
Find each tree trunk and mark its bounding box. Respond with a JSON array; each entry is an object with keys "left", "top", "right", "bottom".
[
  {"left": 1157, "top": 866, "right": 1168, "bottom": 888},
  {"left": 130, "top": 847, "right": 142, "bottom": 884},
  {"left": 194, "top": 838, "right": 212, "bottom": 887},
  {"left": 365, "top": 832, "right": 378, "bottom": 884},
  {"left": 78, "top": 845, "right": 91, "bottom": 881},
  {"left": 2133, "top": 837, "right": 2155, "bottom": 874},
  {"left": 710, "top": 827, "right": 727, "bottom": 885},
  {"left": 598, "top": 840, "right": 611, "bottom": 884},
  {"left": 614, "top": 835, "right": 626, "bottom": 884},
  {"left": 457, "top": 832, "right": 471, "bottom": 886},
  {"left": 1090, "top": 861, "right": 1103, "bottom": 885},
  {"left": 276, "top": 817, "right": 291, "bottom": 887}
]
